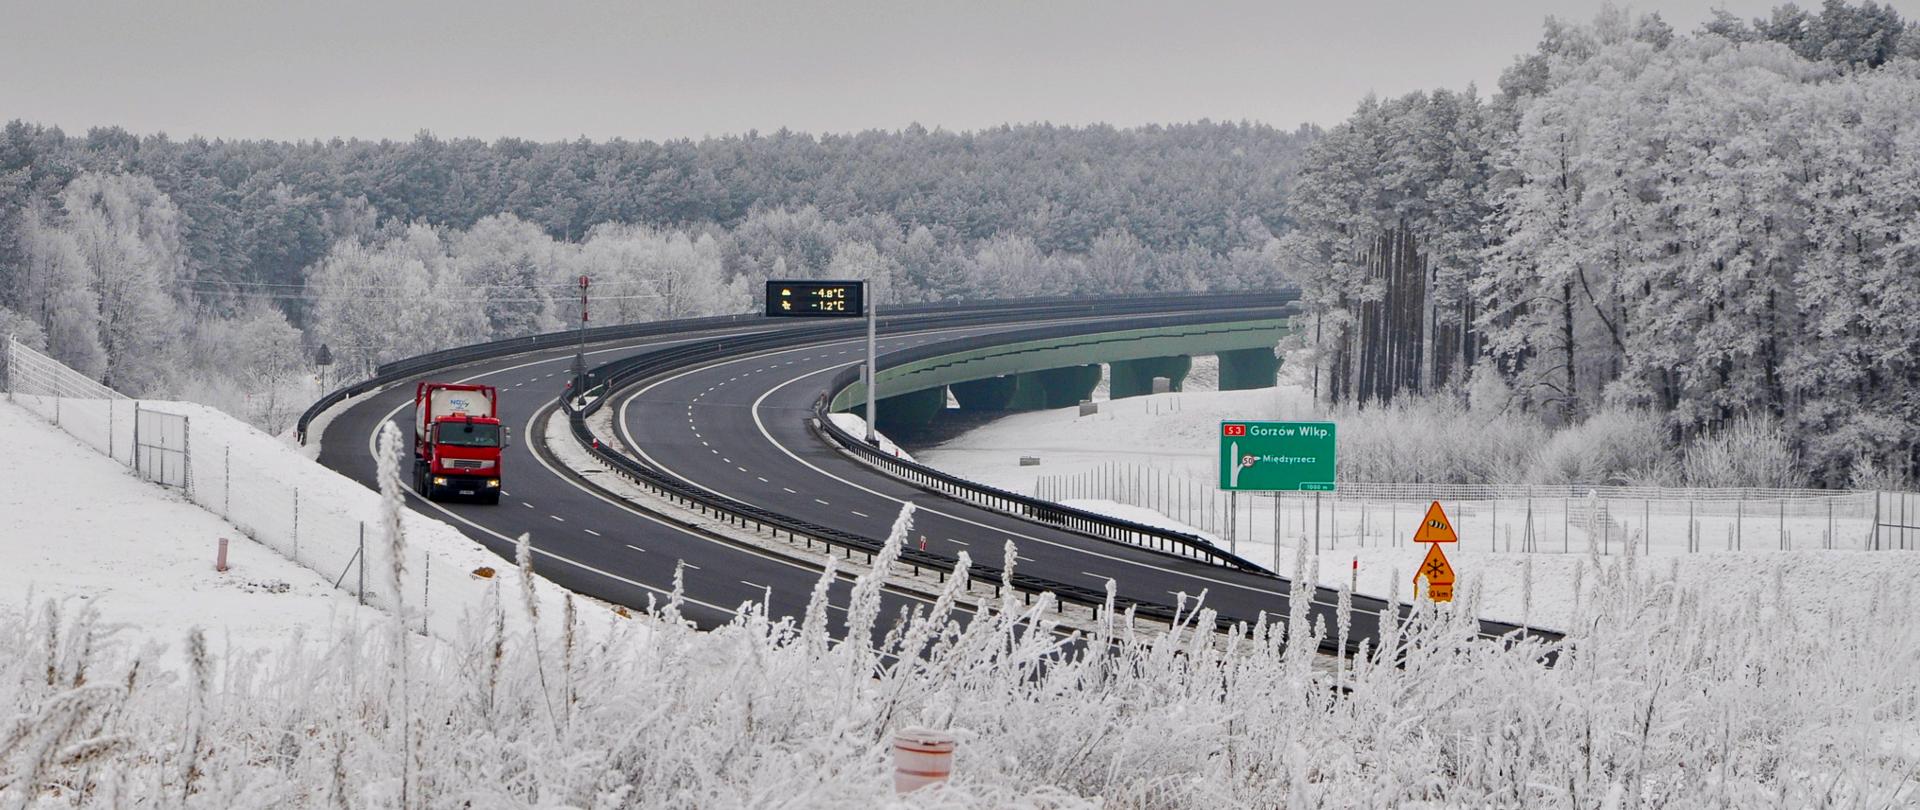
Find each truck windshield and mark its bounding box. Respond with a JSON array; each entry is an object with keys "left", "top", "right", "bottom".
[{"left": 436, "top": 422, "right": 500, "bottom": 447}]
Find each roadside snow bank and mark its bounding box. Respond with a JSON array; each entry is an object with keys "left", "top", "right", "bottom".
[
  {"left": 1059, "top": 494, "right": 1920, "bottom": 631},
  {"left": 827, "top": 412, "right": 913, "bottom": 461},
  {"left": 0, "top": 400, "right": 387, "bottom": 672},
  {"left": 9, "top": 397, "right": 638, "bottom": 654},
  {"left": 918, "top": 386, "right": 1306, "bottom": 490}
]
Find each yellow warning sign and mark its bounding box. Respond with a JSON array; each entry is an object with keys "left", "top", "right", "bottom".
[
  {"left": 1412, "top": 500, "right": 1458, "bottom": 544},
  {"left": 1414, "top": 543, "right": 1455, "bottom": 602}
]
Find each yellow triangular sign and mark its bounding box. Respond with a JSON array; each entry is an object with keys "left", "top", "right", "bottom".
[
  {"left": 1412, "top": 500, "right": 1458, "bottom": 543},
  {"left": 1414, "top": 543, "right": 1455, "bottom": 602},
  {"left": 1414, "top": 543, "right": 1455, "bottom": 586}
]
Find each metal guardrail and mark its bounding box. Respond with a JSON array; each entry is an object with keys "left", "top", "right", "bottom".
[
  {"left": 806, "top": 312, "right": 1297, "bottom": 575},
  {"left": 300, "top": 290, "right": 1386, "bottom": 648},
  {"left": 295, "top": 291, "right": 1300, "bottom": 445},
  {"left": 561, "top": 324, "right": 1202, "bottom": 631}
]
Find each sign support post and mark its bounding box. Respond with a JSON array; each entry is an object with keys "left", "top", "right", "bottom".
[
  {"left": 763, "top": 278, "right": 872, "bottom": 438},
  {"left": 866, "top": 295, "right": 878, "bottom": 445}
]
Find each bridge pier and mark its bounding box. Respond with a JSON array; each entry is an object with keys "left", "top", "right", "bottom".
[
  {"left": 1008, "top": 365, "right": 1102, "bottom": 410},
  {"left": 851, "top": 386, "right": 950, "bottom": 432},
  {"left": 1216, "top": 347, "right": 1281, "bottom": 390},
  {"left": 1108, "top": 355, "right": 1191, "bottom": 399},
  {"left": 950, "top": 375, "right": 1019, "bottom": 411}
]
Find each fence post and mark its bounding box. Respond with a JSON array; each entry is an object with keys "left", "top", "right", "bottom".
[
  {"left": 1736, "top": 497, "right": 1744, "bottom": 551},
  {"left": 293, "top": 486, "right": 300, "bottom": 562},
  {"left": 132, "top": 402, "right": 141, "bottom": 475},
  {"left": 358, "top": 522, "right": 366, "bottom": 606},
  {"left": 1870, "top": 493, "right": 1880, "bottom": 551},
  {"left": 422, "top": 555, "right": 431, "bottom": 634},
  {"left": 1314, "top": 492, "right": 1321, "bottom": 554},
  {"left": 224, "top": 445, "right": 231, "bottom": 517}
]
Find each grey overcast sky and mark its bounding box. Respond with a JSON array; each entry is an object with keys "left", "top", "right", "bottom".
[{"left": 4, "top": 0, "right": 1917, "bottom": 143}]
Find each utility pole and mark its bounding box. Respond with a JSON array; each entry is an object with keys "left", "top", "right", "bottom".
[
  {"left": 573, "top": 275, "right": 590, "bottom": 403},
  {"left": 865, "top": 288, "right": 878, "bottom": 445}
]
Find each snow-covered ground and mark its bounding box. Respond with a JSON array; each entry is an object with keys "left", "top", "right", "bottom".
[
  {"left": 5, "top": 395, "right": 1920, "bottom": 805},
  {"left": 918, "top": 386, "right": 1301, "bottom": 491},
  {"left": 925, "top": 389, "right": 1920, "bottom": 630},
  {"left": 0, "top": 400, "right": 386, "bottom": 673},
  {"left": 827, "top": 412, "right": 913, "bottom": 461}
]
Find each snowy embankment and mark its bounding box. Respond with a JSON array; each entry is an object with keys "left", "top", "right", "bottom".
[
  {"left": 828, "top": 412, "right": 913, "bottom": 461},
  {"left": 918, "top": 386, "right": 1297, "bottom": 490},
  {"left": 4, "top": 399, "right": 1920, "bottom": 804},
  {"left": 926, "top": 388, "right": 1920, "bottom": 630},
  {"left": 0, "top": 400, "right": 386, "bottom": 672},
  {"left": 0, "top": 395, "right": 631, "bottom": 666}
]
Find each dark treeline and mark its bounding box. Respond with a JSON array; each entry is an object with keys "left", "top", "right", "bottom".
[
  {"left": 0, "top": 120, "right": 1314, "bottom": 310},
  {"left": 1282, "top": 1, "right": 1920, "bottom": 486}
]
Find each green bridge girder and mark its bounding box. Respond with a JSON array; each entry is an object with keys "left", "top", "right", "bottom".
[
  {"left": 1109, "top": 355, "right": 1193, "bottom": 399},
  {"left": 1217, "top": 347, "right": 1283, "bottom": 391},
  {"left": 831, "top": 318, "right": 1290, "bottom": 412}
]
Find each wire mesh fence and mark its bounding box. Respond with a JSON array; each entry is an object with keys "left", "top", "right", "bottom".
[
  {"left": 1037, "top": 461, "right": 1904, "bottom": 555},
  {"left": 4, "top": 336, "right": 451, "bottom": 630},
  {"left": 5, "top": 337, "right": 137, "bottom": 464}
]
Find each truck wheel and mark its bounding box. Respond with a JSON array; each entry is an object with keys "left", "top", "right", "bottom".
[{"left": 481, "top": 491, "right": 501, "bottom": 505}]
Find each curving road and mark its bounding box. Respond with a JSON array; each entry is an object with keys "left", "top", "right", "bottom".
[
  {"left": 317, "top": 301, "right": 1556, "bottom": 651},
  {"left": 317, "top": 323, "right": 953, "bottom": 633}
]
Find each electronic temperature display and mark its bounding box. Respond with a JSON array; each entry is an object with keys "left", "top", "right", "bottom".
[{"left": 765, "top": 280, "right": 866, "bottom": 318}]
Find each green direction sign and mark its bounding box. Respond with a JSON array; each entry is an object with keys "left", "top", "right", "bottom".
[{"left": 1219, "top": 421, "right": 1337, "bottom": 492}]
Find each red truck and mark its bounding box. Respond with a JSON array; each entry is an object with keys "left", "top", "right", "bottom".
[{"left": 413, "top": 382, "right": 506, "bottom": 503}]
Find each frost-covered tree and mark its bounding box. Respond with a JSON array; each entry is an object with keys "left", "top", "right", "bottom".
[
  {"left": 825, "top": 239, "right": 898, "bottom": 304},
  {"left": 12, "top": 207, "right": 104, "bottom": 378},
  {"left": 57, "top": 172, "right": 187, "bottom": 394},
  {"left": 452, "top": 213, "right": 561, "bottom": 338},
  {"left": 308, "top": 225, "right": 479, "bottom": 378}
]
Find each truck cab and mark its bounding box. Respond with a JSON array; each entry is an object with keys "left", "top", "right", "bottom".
[{"left": 413, "top": 382, "right": 507, "bottom": 503}]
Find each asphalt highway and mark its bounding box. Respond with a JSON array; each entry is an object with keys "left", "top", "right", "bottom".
[
  {"left": 319, "top": 307, "right": 1556, "bottom": 652},
  {"left": 316, "top": 324, "right": 964, "bottom": 635},
  {"left": 613, "top": 321, "right": 1432, "bottom": 650}
]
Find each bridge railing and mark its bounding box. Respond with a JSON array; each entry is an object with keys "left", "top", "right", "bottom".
[
  {"left": 296, "top": 290, "right": 1298, "bottom": 445},
  {"left": 813, "top": 363, "right": 1273, "bottom": 575},
  {"left": 559, "top": 329, "right": 1199, "bottom": 632}
]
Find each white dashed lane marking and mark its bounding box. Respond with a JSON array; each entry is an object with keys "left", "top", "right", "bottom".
[
  {"left": 550, "top": 515, "right": 565, "bottom": 522},
  {"left": 522, "top": 502, "right": 534, "bottom": 509},
  {"left": 757, "top": 477, "right": 769, "bottom": 483},
  {"left": 624, "top": 544, "right": 646, "bottom": 554},
  {"left": 584, "top": 529, "right": 601, "bottom": 537},
  {"left": 783, "top": 487, "right": 797, "bottom": 493},
  {"left": 851, "top": 510, "right": 869, "bottom": 517},
  {"left": 815, "top": 498, "right": 830, "bottom": 505}
]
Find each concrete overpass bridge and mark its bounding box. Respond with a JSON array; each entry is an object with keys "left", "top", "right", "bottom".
[{"left": 829, "top": 316, "right": 1290, "bottom": 432}]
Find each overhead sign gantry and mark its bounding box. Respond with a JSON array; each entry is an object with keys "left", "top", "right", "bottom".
[
  {"left": 766, "top": 279, "right": 879, "bottom": 444},
  {"left": 765, "top": 280, "right": 866, "bottom": 318}
]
